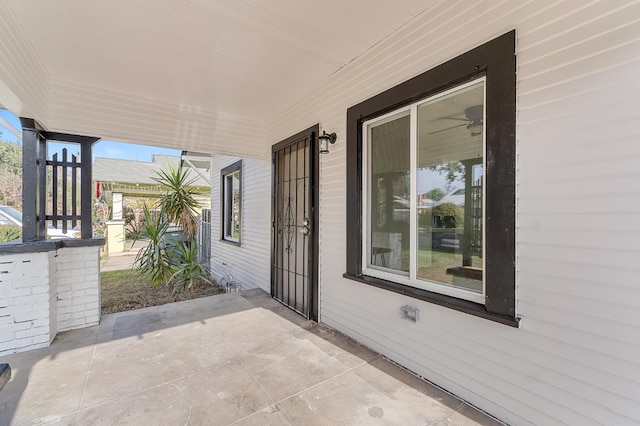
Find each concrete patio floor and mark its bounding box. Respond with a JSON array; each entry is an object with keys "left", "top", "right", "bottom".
[{"left": 0, "top": 290, "right": 503, "bottom": 425}]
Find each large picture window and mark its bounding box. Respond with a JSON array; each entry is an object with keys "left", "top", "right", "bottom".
[
  {"left": 363, "top": 79, "right": 485, "bottom": 303},
  {"left": 221, "top": 160, "right": 242, "bottom": 244},
  {"left": 346, "top": 31, "right": 517, "bottom": 325}
]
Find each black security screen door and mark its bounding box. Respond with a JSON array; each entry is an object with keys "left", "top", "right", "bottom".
[{"left": 272, "top": 126, "right": 319, "bottom": 320}]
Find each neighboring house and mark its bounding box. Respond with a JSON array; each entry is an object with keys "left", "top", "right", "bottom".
[
  {"left": 438, "top": 188, "right": 465, "bottom": 207},
  {"left": 93, "top": 153, "right": 211, "bottom": 211},
  {"left": 1, "top": 2, "right": 639, "bottom": 425}
]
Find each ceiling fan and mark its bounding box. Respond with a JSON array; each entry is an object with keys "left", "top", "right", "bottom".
[{"left": 437, "top": 104, "right": 484, "bottom": 137}]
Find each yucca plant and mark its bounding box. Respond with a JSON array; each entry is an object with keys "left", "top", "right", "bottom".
[
  {"left": 167, "top": 241, "right": 211, "bottom": 296},
  {"left": 133, "top": 205, "right": 173, "bottom": 287},
  {"left": 134, "top": 165, "right": 213, "bottom": 298},
  {"left": 153, "top": 165, "right": 199, "bottom": 239}
]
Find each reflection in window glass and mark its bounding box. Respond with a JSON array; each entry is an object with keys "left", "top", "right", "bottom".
[
  {"left": 363, "top": 79, "right": 485, "bottom": 299},
  {"left": 368, "top": 114, "right": 410, "bottom": 275},
  {"left": 417, "top": 81, "right": 484, "bottom": 293},
  {"left": 225, "top": 171, "right": 240, "bottom": 240},
  {"left": 222, "top": 161, "right": 242, "bottom": 243}
]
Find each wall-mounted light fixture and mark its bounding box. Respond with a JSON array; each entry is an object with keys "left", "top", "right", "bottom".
[{"left": 318, "top": 131, "right": 336, "bottom": 154}]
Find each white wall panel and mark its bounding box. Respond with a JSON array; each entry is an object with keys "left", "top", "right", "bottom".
[
  {"left": 0, "top": 2, "right": 48, "bottom": 123},
  {"left": 209, "top": 155, "right": 271, "bottom": 292},
  {"left": 264, "top": 1, "right": 640, "bottom": 424}
]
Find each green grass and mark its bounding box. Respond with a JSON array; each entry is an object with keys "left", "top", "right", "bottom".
[
  {"left": 417, "top": 249, "right": 479, "bottom": 282},
  {"left": 392, "top": 247, "right": 481, "bottom": 289}
]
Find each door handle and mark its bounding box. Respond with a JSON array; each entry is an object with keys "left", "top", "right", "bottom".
[{"left": 300, "top": 218, "right": 310, "bottom": 235}]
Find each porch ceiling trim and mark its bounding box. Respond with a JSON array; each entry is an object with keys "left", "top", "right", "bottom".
[{"left": 48, "top": 78, "right": 268, "bottom": 159}]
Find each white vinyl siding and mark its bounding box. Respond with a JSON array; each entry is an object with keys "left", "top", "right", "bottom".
[
  {"left": 210, "top": 155, "right": 271, "bottom": 292},
  {"left": 265, "top": 1, "right": 640, "bottom": 425}
]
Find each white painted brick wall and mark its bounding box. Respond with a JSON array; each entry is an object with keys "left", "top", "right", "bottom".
[
  {"left": 48, "top": 251, "right": 58, "bottom": 341},
  {"left": 0, "top": 252, "right": 54, "bottom": 355},
  {"left": 55, "top": 246, "right": 101, "bottom": 332},
  {"left": 0, "top": 244, "right": 102, "bottom": 356}
]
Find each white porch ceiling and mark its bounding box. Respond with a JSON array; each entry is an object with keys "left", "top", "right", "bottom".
[{"left": 5, "top": 0, "right": 430, "bottom": 122}]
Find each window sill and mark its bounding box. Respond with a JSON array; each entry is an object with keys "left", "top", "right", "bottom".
[
  {"left": 220, "top": 238, "right": 241, "bottom": 247},
  {"left": 343, "top": 272, "right": 520, "bottom": 327}
]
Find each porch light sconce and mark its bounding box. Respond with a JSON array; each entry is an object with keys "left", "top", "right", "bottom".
[{"left": 318, "top": 131, "right": 336, "bottom": 154}]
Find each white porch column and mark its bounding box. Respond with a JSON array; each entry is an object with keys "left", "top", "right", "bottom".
[
  {"left": 106, "top": 220, "right": 125, "bottom": 254},
  {"left": 107, "top": 192, "right": 125, "bottom": 254}
]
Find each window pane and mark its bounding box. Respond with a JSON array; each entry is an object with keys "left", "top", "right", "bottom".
[
  {"left": 223, "top": 168, "right": 241, "bottom": 241},
  {"left": 368, "top": 114, "right": 410, "bottom": 274},
  {"left": 416, "top": 81, "right": 484, "bottom": 293},
  {"left": 231, "top": 170, "right": 240, "bottom": 240},
  {"left": 225, "top": 174, "right": 233, "bottom": 237}
]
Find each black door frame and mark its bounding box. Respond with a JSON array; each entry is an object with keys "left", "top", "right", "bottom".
[{"left": 271, "top": 124, "right": 319, "bottom": 321}]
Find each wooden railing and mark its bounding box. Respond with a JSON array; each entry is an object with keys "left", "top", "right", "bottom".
[
  {"left": 20, "top": 118, "right": 100, "bottom": 241},
  {"left": 47, "top": 148, "right": 81, "bottom": 233}
]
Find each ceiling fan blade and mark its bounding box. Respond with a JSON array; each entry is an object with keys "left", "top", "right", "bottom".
[
  {"left": 425, "top": 123, "right": 467, "bottom": 136},
  {"left": 438, "top": 116, "right": 469, "bottom": 122}
]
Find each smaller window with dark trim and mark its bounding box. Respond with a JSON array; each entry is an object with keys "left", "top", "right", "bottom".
[{"left": 221, "top": 160, "right": 242, "bottom": 244}]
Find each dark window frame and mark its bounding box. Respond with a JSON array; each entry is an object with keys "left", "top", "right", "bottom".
[
  {"left": 345, "top": 30, "right": 518, "bottom": 327},
  {"left": 220, "top": 160, "right": 242, "bottom": 245}
]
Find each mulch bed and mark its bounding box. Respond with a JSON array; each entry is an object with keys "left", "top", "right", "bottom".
[{"left": 101, "top": 269, "right": 226, "bottom": 315}]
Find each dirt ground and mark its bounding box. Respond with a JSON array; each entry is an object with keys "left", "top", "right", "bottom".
[{"left": 101, "top": 270, "right": 225, "bottom": 315}]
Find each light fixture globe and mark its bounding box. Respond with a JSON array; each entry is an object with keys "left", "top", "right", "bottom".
[
  {"left": 467, "top": 120, "right": 483, "bottom": 137},
  {"left": 318, "top": 131, "right": 337, "bottom": 154}
]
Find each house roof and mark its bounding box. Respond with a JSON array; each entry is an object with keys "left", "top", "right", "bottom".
[{"left": 93, "top": 156, "right": 210, "bottom": 188}]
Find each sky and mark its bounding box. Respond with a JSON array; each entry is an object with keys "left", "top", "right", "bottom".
[{"left": 0, "top": 109, "right": 181, "bottom": 162}]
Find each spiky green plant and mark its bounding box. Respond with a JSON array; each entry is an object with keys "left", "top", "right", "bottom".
[
  {"left": 133, "top": 205, "right": 173, "bottom": 287},
  {"left": 153, "top": 165, "right": 199, "bottom": 239},
  {"left": 167, "top": 241, "right": 211, "bottom": 296},
  {"left": 134, "top": 165, "right": 211, "bottom": 296}
]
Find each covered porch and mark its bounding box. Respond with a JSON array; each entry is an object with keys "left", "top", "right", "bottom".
[
  {"left": 0, "top": 290, "right": 498, "bottom": 425},
  {"left": 3, "top": 1, "right": 640, "bottom": 424}
]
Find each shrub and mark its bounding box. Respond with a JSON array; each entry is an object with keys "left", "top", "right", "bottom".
[
  {"left": 124, "top": 205, "right": 146, "bottom": 240},
  {"left": 0, "top": 225, "right": 21, "bottom": 243},
  {"left": 419, "top": 202, "right": 465, "bottom": 229},
  {"left": 432, "top": 202, "right": 464, "bottom": 229},
  {"left": 167, "top": 241, "right": 211, "bottom": 296}
]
